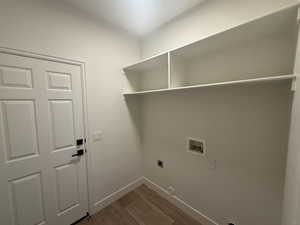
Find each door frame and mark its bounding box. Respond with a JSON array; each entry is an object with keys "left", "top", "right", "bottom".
[{"left": 0, "top": 46, "right": 93, "bottom": 216}]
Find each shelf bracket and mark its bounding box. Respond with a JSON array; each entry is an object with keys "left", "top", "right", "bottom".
[{"left": 291, "top": 76, "right": 297, "bottom": 91}]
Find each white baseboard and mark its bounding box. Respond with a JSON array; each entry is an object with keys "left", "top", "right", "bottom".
[
  {"left": 90, "top": 176, "right": 219, "bottom": 225},
  {"left": 142, "top": 177, "right": 219, "bottom": 225},
  {"left": 92, "top": 177, "right": 144, "bottom": 214}
]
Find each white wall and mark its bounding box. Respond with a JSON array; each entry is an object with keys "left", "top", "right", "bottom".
[
  {"left": 0, "top": 0, "right": 142, "bottom": 214},
  {"left": 142, "top": 83, "right": 292, "bottom": 225},
  {"left": 282, "top": 27, "right": 300, "bottom": 225},
  {"left": 140, "top": 0, "right": 298, "bottom": 224}
]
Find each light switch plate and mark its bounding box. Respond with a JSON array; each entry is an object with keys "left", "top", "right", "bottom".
[{"left": 93, "top": 131, "right": 103, "bottom": 142}]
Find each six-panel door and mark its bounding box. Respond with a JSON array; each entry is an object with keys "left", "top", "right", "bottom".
[{"left": 0, "top": 52, "right": 88, "bottom": 225}]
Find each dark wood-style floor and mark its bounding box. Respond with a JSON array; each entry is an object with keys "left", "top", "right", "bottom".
[{"left": 78, "top": 184, "right": 203, "bottom": 225}]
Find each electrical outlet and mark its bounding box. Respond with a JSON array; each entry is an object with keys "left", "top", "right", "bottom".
[
  {"left": 208, "top": 159, "right": 217, "bottom": 170},
  {"left": 157, "top": 160, "right": 164, "bottom": 168},
  {"left": 187, "top": 138, "right": 205, "bottom": 155}
]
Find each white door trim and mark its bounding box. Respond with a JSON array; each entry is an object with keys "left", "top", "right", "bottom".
[{"left": 0, "top": 46, "right": 93, "bottom": 215}]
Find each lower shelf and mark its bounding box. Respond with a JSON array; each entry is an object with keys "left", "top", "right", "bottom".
[{"left": 123, "top": 74, "right": 297, "bottom": 96}]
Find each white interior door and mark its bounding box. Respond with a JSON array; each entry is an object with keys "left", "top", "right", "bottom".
[{"left": 0, "top": 52, "right": 88, "bottom": 225}]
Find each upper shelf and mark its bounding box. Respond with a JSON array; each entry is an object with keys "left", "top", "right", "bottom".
[
  {"left": 122, "top": 2, "right": 299, "bottom": 95},
  {"left": 123, "top": 2, "right": 299, "bottom": 70}
]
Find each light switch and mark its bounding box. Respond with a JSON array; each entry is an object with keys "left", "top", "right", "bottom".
[{"left": 93, "top": 131, "right": 102, "bottom": 142}]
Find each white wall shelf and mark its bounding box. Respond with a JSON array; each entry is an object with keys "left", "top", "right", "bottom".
[
  {"left": 123, "top": 53, "right": 168, "bottom": 73},
  {"left": 123, "top": 2, "right": 299, "bottom": 95},
  {"left": 123, "top": 53, "right": 169, "bottom": 92},
  {"left": 123, "top": 75, "right": 297, "bottom": 95}
]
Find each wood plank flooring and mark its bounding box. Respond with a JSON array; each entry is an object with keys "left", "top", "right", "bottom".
[{"left": 78, "top": 185, "right": 203, "bottom": 225}]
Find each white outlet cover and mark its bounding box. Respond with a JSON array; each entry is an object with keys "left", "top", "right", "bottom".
[
  {"left": 208, "top": 160, "right": 217, "bottom": 170},
  {"left": 93, "top": 131, "right": 103, "bottom": 142}
]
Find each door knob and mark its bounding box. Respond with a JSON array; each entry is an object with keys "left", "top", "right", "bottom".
[{"left": 72, "top": 149, "right": 84, "bottom": 157}]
